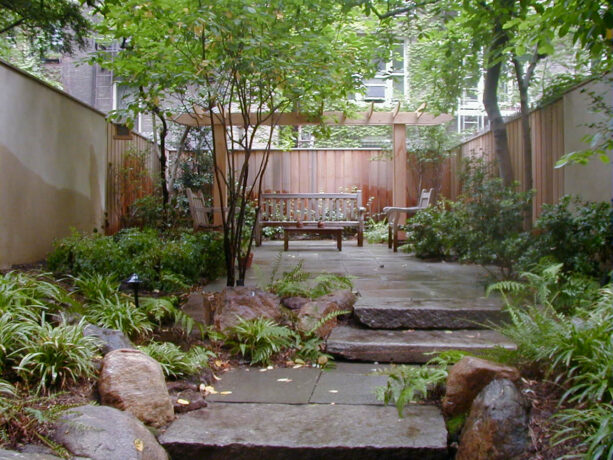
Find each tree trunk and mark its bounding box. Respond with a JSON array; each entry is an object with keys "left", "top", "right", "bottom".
[
  {"left": 167, "top": 126, "right": 191, "bottom": 202},
  {"left": 483, "top": 56, "right": 513, "bottom": 186}
]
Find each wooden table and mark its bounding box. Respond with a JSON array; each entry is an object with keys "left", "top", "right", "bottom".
[{"left": 283, "top": 226, "right": 343, "bottom": 251}]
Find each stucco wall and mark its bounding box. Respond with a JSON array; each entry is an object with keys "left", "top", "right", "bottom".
[
  {"left": 0, "top": 61, "right": 107, "bottom": 268},
  {"left": 563, "top": 76, "right": 613, "bottom": 202}
]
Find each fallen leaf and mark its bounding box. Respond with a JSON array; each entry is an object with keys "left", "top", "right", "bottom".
[
  {"left": 134, "top": 439, "right": 144, "bottom": 452},
  {"left": 267, "top": 365, "right": 274, "bottom": 370},
  {"left": 317, "top": 355, "right": 328, "bottom": 366},
  {"left": 294, "top": 358, "right": 305, "bottom": 365},
  {"left": 277, "top": 378, "right": 293, "bottom": 382},
  {"left": 292, "top": 364, "right": 303, "bottom": 369},
  {"left": 177, "top": 399, "right": 190, "bottom": 405},
  {"left": 259, "top": 368, "right": 268, "bottom": 372},
  {"left": 220, "top": 391, "right": 232, "bottom": 395},
  {"left": 212, "top": 374, "right": 221, "bottom": 381},
  {"left": 214, "top": 360, "right": 224, "bottom": 367},
  {"left": 444, "top": 330, "right": 453, "bottom": 334},
  {"left": 199, "top": 383, "right": 206, "bottom": 392},
  {"left": 204, "top": 386, "right": 217, "bottom": 394},
  {"left": 329, "top": 390, "right": 338, "bottom": 393}
]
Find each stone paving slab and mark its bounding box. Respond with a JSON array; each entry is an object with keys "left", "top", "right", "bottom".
[
  {"left": 309, "top": 371, "right": 387, "bottom": 405},
  {"left": 207, "top": 367, "right": 320, "bottom": 404},
  {"left": 326, "top": 326, "right": 516, "bottom": 363},
  {"left": 159, "top": 403, "right": 448, "bottom": 460}
]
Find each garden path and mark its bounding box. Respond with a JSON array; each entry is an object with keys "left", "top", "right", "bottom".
[{"left": 160, "top": 240, "right": 514, "bottom": 458}]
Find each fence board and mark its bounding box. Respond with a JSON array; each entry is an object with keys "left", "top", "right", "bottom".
[
  {"left": 451, "top": 99, "right": 565, "bottom": 220},
  {"left": 106, "top": 127, "right": 159, "bottom": 234}
]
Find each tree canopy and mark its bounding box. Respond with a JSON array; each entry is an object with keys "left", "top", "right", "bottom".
[{"left": 0, "top": 0, "right": 99, "bottom": 54}]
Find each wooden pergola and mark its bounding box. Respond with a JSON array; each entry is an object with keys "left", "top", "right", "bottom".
[{"left": 174, "top": 107, "right": 453, "bottom": 215}]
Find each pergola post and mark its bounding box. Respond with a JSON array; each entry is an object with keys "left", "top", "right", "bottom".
[
  {"left": 392, "top": 123, "right": 408, "bottom": 223},
  {"left": 212, "top": 124, "right": 227, "bottom": 226}
]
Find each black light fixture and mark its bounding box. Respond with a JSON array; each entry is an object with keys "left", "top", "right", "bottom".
[{"left": 126, "top": 273, "right": 143, "bottom": 308}]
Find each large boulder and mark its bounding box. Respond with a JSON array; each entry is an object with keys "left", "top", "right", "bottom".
[
  {"left": 83, "top": 323, "right": 135, "bottom": 355},
  {"left": 213, "top": 287, "right": 282, "bottom": 331},
  {"left": 99, "top": 349, "right": 174, "bottom": 427},
  {"left": 443, "top": 356, "right": 520, "bottom": 416},
  {"left": 52, "top": 405, "right": 168, "bottom": 460},
  {"left": 297, "top": 290, "right": 356, "bottom": 338},
  {"left": 456, "top": 378, "right": 530, "bottom": 460}
]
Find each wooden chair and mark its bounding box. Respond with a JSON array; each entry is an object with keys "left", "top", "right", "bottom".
[
  {"left": 383, "top": 188, "right": 433, "bottom": 252},
  {"left": 186, "top": 189, "right": 224, "bottom": 231}
]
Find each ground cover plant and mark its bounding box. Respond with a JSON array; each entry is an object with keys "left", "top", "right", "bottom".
[
  {"left": 47, "top": 228, "right": 225, "bottom": 291},
  {"left": 0, "top": 270, "right": 216, "bottom": 449}
]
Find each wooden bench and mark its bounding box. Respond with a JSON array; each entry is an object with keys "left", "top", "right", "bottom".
[
  {"left": 255, "top": 192, "right": 365, "bottom": 246},
  {"left": 383, "top": 188, "right": 433, "bottom": 252},
  {"left": 284, "top": 226, "right": 343, "bottom": 251}
]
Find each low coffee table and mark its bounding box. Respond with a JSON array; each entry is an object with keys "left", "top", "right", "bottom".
[{"left": 283, "top": 226, "right": 343, "bottom": 251}]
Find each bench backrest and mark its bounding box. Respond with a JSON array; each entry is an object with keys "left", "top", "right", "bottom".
[
  {"left": 186, "top": 189, "right": 218, "bottom": 229},
  {"left": 417, "top": 188, "right": 434, "bottom": 209},
  {"left": 259, "top": 192, "right": 363, "bottom": 222}
]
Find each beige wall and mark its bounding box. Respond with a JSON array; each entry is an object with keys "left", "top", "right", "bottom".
[
  {"left": 563, "top": 76, "right": 612, "bottom": 203},
  {"left": 0, "top": 62, "right": 108, "bottom": 268}
]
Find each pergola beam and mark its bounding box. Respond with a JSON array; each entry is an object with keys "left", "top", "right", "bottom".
[{"left": 174, "top": 110, "right": 452, "bottom": 127}]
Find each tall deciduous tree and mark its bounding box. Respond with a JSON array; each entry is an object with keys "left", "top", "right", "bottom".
[{"left": 98, "top": 0, "right": 385, "bottom": 286}]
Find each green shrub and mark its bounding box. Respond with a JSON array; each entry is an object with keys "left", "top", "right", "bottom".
[
  {"left": 403, "top": 200, "right": 464, "bottom": 259},
  {"left": 518, "top": 196, "right": 612, "bottom": 280},
  {"left": 223, "top": 317, "right": 295, "bottom": 365},
  {"left": 47, "top": 228, "right": 225, "bottom": 291},
  {"left": 138, "top": 342, "right": 214, "bottom": 378},
  {"left": 15, "top": 319, "right": 98, "bottom": 393},
  {"left": 364, "top": 218, "right": 388, "bottom": 244},
  {"left": 403, "top": 160, "right": 532, "bottom": 277}
]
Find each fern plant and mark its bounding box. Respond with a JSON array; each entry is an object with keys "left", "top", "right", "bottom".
[
  {"left": 223, "top": 317, "right": 294, "bottom": 365},
  {"left": 375, "top": 350, "right": 468, "bottom": 416},
  {"left": 263, "top": 256, "right": 354, "bottom": 299},
  {"left": 138, "top": 342, "right": 215, "bottom": 378}
]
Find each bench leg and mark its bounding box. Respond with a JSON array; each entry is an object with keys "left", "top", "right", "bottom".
[
  {"left": 284, "top": 231, "right": 289, "bottom": 251},
  {"left": 357, "top": 229, "right": 363, "bottom": 247},
  {"left": 337, "top": 232, "right": 342, "bottom": 251},
  {"left": 388, "top": 226, "right": 392, "bottom": 249},
  {"left": 393, "top": 228, "right": 399, "bottom": 252}
]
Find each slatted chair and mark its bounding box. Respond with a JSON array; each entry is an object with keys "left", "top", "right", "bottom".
[
  {"left": 383, "top": 188, "right": 433, "bottom": 252},
  {"left": 186, "top": 189, "right": 224, "bottom": 232}
]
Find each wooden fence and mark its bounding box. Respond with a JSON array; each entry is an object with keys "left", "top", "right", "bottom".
[
  {"left": 451, "top": 99, "right": 565, "bottom": 219},
  {"left": 232, "top": 148, "right": 453, "bottom": 217},
  {"left": 105, "top": 125, "right": 160, "bottom": 234}
]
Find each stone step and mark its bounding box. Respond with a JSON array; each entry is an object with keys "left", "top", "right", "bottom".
[
  {"left": 326, "top": 326, "right": 516, "bottom": 363},
  {"left": 354, "top": 297, "right": 508, "bottom": 330},
  {"left": 159, "top": 402, "right": 448, "bottom": 460}
]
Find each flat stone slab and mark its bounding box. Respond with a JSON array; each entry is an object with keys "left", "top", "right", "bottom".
[
  {"left": 159, "top": 403, "right": 448, "bottom": 460},
  {"left": 207, "top": 367, "right": 320, "bottom": 404},
  {"left": 326, "top": 326, "right": 516, "bottom": 363},
  {"left": 355, "top": 298, "right": 508, "bottom": 329},
  {"left": 310, "top": 369, "right": 387, "bottom": 405}
]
